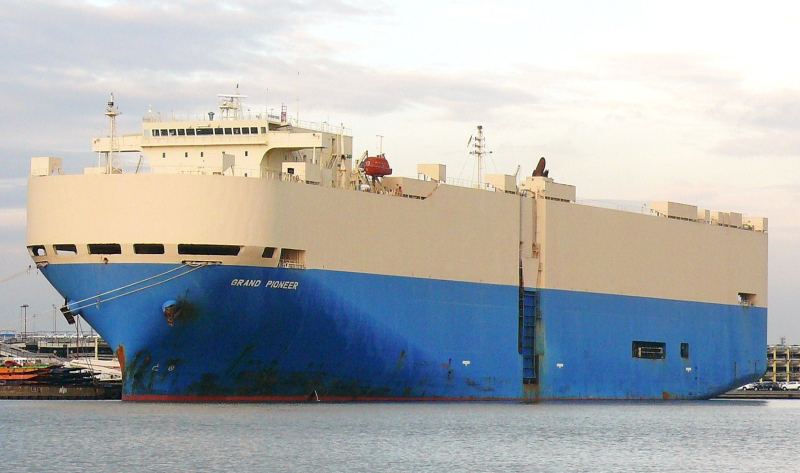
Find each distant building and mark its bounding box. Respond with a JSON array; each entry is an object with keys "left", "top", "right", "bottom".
[{"left": 764, "top": 344, "right": 800, "bottom": 382}]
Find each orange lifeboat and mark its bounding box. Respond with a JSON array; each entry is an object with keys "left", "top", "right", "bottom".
[{"left": 363, "top": 154, "right": 392, "bottom": 177}]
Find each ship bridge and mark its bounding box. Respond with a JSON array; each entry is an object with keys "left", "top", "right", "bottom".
[{"left": 87, "top": 93, "right": 353, "bottom": 182}]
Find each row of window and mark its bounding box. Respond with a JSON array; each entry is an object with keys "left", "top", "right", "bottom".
[
  {"left": 768, "top": 354, "right": 800, "bottom": 360},
  {"left": 161, "top": 151, "right": 249, "bottom": 158},
  {"left": 148, "top": 126, "right": 266, "bottom": 137},
  {"left": 766, "top": 366, "right": 800, "bottom": 373},
  {"left": 28, "top": 244, "right": 304, "bottom": 260},
  {"left": 632, "top": 341, "right": 690, "bottom": 360}
]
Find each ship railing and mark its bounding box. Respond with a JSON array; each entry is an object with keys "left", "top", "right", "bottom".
[
  {"left": 30, "top": 167, "right": 63, "bottom": 177},
  {"left": 143, "top": 111, "right": 276, "bottom": 123},
  {"left": 292, "top": 119, "right": 351, "bottom": 135},
  {"left": 441, "top": 179, "right": 650, "bottom": 216},
  {"left": 150, "top": 165, "right": 263, "bottom": 177},
  {"left": 148, "top": 166, "right": 324, "bottom": 184},
  {"left": 444, "top": 177, "right": 522, "bottom": 194},
  {"left": 445, "top": 177, "right": 481, "bottom": 189},
  {"left": 438, "top": 179, "right": 670, "bottom": 217},
  {"left": 141, "top": 134, "right": 267, "bottom": 145},
  {"left": 142, "top": 113, "right": 351, "bottom": 135},
  {"left": 576, "top": 199, "right": 649, "bottom": 215},
  {"left": 278, "top": 260, "right": 306, "bottom": 269}
]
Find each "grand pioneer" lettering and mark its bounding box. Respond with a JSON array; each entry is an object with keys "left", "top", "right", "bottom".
[{"left": 230, "top": 279, "right": 299, "bottom": 290}]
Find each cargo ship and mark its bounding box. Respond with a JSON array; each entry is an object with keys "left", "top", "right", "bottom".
[{"left": 26, "top": 92, "right": 768, "bottom": 401}]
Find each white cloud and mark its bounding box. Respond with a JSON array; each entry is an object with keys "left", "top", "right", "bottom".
[
  {"left": 0, "top": 208, "right": 26, "bottom": 230},
  {"left": 0, "top": 178, "right": 26, "bottom": 192}
]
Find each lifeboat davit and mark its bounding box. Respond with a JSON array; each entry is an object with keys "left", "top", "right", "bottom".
[{"left": 363, "top": 154, "right": 392, "bottom": 177}]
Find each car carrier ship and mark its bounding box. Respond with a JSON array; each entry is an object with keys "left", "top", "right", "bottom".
[{"left": 26, "top": 92, "right": 768, "bottom": 401}]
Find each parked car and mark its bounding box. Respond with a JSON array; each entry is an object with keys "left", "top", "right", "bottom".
[
  {"left": 783, "top": 381, "right": 800, "bottom": 390},
  {"left": 739, "top": 383, "right": 758, "bottom": 390},
  {"left": 755, "top": 381, "right": 785, "bottom": 391}
]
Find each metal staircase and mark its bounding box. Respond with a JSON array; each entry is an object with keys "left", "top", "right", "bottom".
[{"left": 521, "top": 289, "right": 537, "bottom": 383}]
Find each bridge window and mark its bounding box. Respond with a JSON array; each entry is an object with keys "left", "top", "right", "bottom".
[
  {"left": 186, "top": 128, "right": 196, "bottom": 136},
  {"left": 214, "top": 128, "right": 223, "bottom": 135},
  {"left": 152, "top": 129, "right": 159, "bottom": 137},
  {"left": 178, "top": 129, "right": 185, "bottom": 136},
  {"left": 233, "top": 128, "right": 241, "bottom": 135},
  {"left": 241, "top": 127, "right": 250, "bottom": 135},
  {"left": 196, "top": 128, "right": 212, "bottom": 135},
  {"left": 262, "top": 247, "right": 276, "bottom": 258}
]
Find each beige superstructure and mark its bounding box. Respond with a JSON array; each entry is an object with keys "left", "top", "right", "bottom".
[
  {"left": 26, "top": 95, "right": 768, "bottom": 310},
  {"left": 534, "top": 199, "right": 766, "bottom": 307}
]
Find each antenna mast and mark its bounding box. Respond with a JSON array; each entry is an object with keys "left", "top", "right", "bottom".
[
  {"left": 218, "top": 85, "right": 245, "bottom": 120},
  {"left": 469, "top": 125, "right": 492, "bottom": 187},
  {"left": 296, "top": 69, "right": 300, "bottom": 124},
  {"left": 104, "top": 93, "right": 121, "bottom": 174}
]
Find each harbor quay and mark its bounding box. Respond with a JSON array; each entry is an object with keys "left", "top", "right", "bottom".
[
  {"left": 0, "top": 332, "right": 114, "bottom": 360},
  {"left": 1, "top": 333, "right": 121, "bottom": 400}
]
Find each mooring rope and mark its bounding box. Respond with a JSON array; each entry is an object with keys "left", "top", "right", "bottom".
[
  {"left": 0, "top": 265, "right": 32, "bottom": 284},
  {"left": 66, "top": 262, "right": 213, "bottom": 313},
  {"left": 66, "top": 263, "right": 196, "bottom": 307}
]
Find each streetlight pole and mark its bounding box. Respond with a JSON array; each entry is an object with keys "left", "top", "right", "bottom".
[{"left": 21, "top": 304, "right": 29, "bottom": 340}]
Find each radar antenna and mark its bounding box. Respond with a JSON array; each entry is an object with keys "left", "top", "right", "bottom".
[{"left": 218, "top": 85, "right": 246, "bottom": 120}]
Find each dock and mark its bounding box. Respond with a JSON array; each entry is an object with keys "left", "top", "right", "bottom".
[
  {"left": 0, "top": 384, "right": 121, "bottom": 400},
  {"left": 716, "top": 390, "right": 800, "bottom": 400},
  {"left": 2, "top": 335, "right": 121, "bottom": 400}
]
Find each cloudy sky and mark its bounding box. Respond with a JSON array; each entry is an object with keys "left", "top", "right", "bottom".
[{"left": 1, "top": 0, "right": 799, "bottom": 342}]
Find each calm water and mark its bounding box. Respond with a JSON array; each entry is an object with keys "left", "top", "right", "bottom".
[{"left": 0, "top": 399, "right": 796, "bottom": 472}]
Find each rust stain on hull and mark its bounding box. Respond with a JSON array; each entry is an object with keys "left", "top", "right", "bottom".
[
  {"left": 522, "top": 382, "right": 540, "bottom": 402},
  {"left": 116, "top": 345, "right": 126, "bottom": 382}
]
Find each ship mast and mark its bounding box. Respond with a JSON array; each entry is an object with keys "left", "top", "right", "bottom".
[
  {"left": 218, "top": 85, "right": 245, "bottom": 120},
  {"left": 104, "top": 93, "right": 121, "bottom": 174},
  {"left": 469, "top": 125, "right": 492, "bottom": 187}
]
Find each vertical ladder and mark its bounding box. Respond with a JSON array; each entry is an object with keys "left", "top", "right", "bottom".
[{"left": 521, "top": 289, "right": 537, "bottom": 383}]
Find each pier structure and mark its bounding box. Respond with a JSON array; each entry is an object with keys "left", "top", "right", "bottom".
[{"left": 1, "top": 333, "right": 113, "bottom": 360}]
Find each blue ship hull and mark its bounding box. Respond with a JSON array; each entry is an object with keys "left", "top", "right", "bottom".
[{"left": 41, "top": 263, "right": 766, "bottom": 401}]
